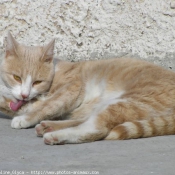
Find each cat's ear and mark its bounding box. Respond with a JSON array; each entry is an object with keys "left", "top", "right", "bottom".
[
  {"left": 5, "top": 32, "right": 19, "bottom": 58},
  {"left": 41, "top": 39, "right": 55, "bottom": 63}
]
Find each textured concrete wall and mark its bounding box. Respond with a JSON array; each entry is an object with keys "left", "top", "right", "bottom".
[{"left": 1, "top": 0, "right": 175, "bottom": 69}]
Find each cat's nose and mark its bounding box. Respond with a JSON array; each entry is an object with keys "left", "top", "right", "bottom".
[{"left": 21, "top": 94, "right": 28, "bottom": 99}]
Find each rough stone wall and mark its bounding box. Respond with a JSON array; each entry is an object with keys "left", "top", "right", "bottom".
[{"left": 1, "top": 0, "right": 175, "bottom": 69}]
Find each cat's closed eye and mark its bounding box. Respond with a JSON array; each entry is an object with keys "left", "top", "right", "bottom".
[
  {"left": 33, "top": 81, "right": 42, "bottom": 86},
  {"left": 13, "top": 75, "right": 21, "bottom": 83}
]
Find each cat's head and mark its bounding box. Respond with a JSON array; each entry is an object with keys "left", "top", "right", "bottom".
[{"left": 1, "top": 32, "right": 55, "bottom": 103}]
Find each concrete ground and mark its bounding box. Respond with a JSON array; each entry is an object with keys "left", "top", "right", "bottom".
[{"left": 0, "top": 113, "right": 174, "bottom": 175}]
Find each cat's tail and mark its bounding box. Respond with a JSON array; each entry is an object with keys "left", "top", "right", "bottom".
[{"left": 105, "top": 115, "right": 175, "bottom": 140}]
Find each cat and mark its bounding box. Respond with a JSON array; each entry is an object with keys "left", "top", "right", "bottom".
[
  {"left": 0, "top": 32, "right": 55, "bottom": 116},
  {"left": 2, "top": 52, "right": 175, "bottom": 145}
]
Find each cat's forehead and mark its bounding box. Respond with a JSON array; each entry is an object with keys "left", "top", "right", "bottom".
[
  {"left": 4, "top": 45, "right": 46, "bottom": 75},
  {"left": 17, "top": 45, "right": 43, "bottom": 60}
]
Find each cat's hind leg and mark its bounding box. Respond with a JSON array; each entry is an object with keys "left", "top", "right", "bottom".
[
  {"left": 35, "top": 119, "right": 85, "bottom": 137},
  {"left": 41, "top": 100, "right": 127, "bottom": 145},
  {"left": 42, "top": 115, "right": 108, "bottom": 145}
]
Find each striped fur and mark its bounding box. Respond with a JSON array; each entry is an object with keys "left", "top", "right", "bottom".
[{"left": 105, "top": 116, "right": 175, "bottom": 140}]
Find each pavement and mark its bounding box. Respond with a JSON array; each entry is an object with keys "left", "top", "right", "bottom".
[{"left": 0, "top": 112, "right": 174, "bottom": 175}]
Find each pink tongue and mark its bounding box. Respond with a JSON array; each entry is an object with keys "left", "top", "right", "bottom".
[{"left": 10, "top": 100, "right": 25, "bottom": 111}]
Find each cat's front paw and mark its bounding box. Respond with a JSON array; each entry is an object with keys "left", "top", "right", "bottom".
[{"left": 11, "top": 115, "right": 31, "bottom": 129}]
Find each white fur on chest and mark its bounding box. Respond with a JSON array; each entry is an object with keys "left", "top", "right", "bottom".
[
  {"left": 94, "top": 91, "right": 125, "bottom": 116},
  {"left": 84, "top": 78, "right": 125, "bottom": 116},
  {"left": 84, "top": 78, "right": 106, "bottom": 102}
]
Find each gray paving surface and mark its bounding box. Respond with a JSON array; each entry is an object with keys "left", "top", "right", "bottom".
[{"left": 0, "top": 113, "right": 174, "bottom": 175}]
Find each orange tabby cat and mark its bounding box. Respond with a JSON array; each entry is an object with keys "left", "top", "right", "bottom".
[{"left": 1, "top": 34, "right": 175, "bottom": 145}]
